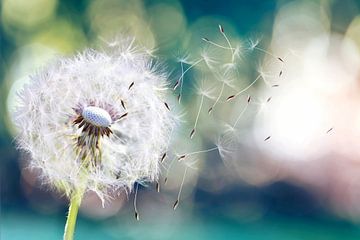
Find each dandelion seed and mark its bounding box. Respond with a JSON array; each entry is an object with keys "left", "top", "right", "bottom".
[
  {"left": 218, "top": 24, "right": 235, "bottom": 62},
  {"left": 202, "top": 25, "right": 238, "bottom": 63},
  {"left": 173, "top": 80, "right": 180, "bottom": 90},
  {"left": 190, "top": 128, "right": 196, "bottom": 139},
  {"left": 249, "top": 39, "right": 284, "bottom": 63},
  {"left": 161, "top": 153, "right": 167, "bottom": 163},
  {"left": 279, "top": 70, "right": 283, "bottom": 77},
  {"left": 121, "top": 99, "right": 126, "bottom": 109},
  {"left": 156, "top": 181, "right": 160, "bottom": 193},
  {"left": 326, "top": 127, "right": 333, "bottom": 134},
  {"left": 190, "top": 94, "right": 204, "bottom": 139},
  {"left": 227, "top": 95, "right": 235, "bottom": 101},
  {"left": 202, "top": 37, "right": 234, "bottom": 50},
  {"left": 264, "top": 136, "right": 271, "bottom": 141},
  {"left": 178, "top": 154, "right": 187, "bottom": 161},
  {"left": 208, "top": 77, "right": 225, "bottom": 114},
  {"left": 178, "top": 147, "right": 218, "bottom": 162},
  {"left": 219, "top": 24, "right": 224, "bottom": 33},
  {"left": 134, "top": 183, "right": 140, "bottom": 221},
  {"left": 177, "top": 61, "right": 185, "bottom": 103},
  {"left": 173, "top": 199, "right": 179, "bottom": 210},
  {"left": 117, "top": 112, "right": 128, "bottom": 120},
  {"left": 272, "top": 84, "right": 279, "bottom": 87},
  {"left": 227, "top": 74, "right": 262, "bottom": 101},
  {"left": 128, "top": 81, "right": 135, "bottom": 90},
  {"left": 267, "top": 97, "right": 272, "bottom": 102},
  {"left": 202, "top": 37, "right": 210, "bottom": 42},
  {"left": 173, "top": 167, "right": 188, "bottom": 210},
  {"left": 164, "top": 102, "right": 171, "bottom": 111}
]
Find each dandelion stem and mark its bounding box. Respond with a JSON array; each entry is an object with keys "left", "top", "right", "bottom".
[{"left": 63, "top": 192, "right": 82, "bottom": 240}]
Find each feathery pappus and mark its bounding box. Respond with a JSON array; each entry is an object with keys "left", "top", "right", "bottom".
[{"left": 12, "top": 38, "right": 176, "bottom": 202}]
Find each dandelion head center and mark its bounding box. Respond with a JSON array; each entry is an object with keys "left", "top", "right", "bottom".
[
  {"left": 73, "top": 104, "right": 114, "bottom": 139},
  {"left": 82, "top": 106, "right": 112, "bottom": 127}
]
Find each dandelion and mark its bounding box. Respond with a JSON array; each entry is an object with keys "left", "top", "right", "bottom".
[{"left": 12, "top": 38, "right": 175, "bottom": 240}]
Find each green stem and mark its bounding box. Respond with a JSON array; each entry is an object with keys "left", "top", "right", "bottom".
[{"left": 63, "top": 193, "right": 82, "bottom": 240}]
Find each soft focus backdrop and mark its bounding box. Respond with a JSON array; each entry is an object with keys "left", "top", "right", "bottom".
[{"left": 2, "top": 0, "right": 360, "bottom": 239}]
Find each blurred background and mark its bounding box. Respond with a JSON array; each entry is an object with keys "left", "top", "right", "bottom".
[{"left": 2, "top": 0, "right": 360, "bottom": 239}]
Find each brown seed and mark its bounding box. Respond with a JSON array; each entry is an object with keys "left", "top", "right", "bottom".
[
  {"left": 326, "top": 127, "right": 333, "bottom": 134},
  {"left": 190, "top": 128, "right": 195, "bottom": 139},
  {"left": 247, "top": 96, "right": 251, "bottom": 103},
  {"left": 135, "top": 211, "right": 140, "bottom": 221},
  {"left": 156, "top": 182, "right": 160, "bottom": 193},
  {"left": 278, "top": 57, "right": 284, "bottom": 63},
  {"left": 121, "top": 99, "right": 126, "bottom": 110},
  {"left": 279, "top": 70, "right": 283, "bottom": 77},
  {"left": 272, "top": 84, "right": 279, "bottom": 87},
  {"left": 164, "top": 102, "right": 170, "bottom": 111},
  {"left": 173, "top": 199, "right": 179, "bottom": 210},
  {"left": 178, "top": 155, "right": 186, "bottom": 161},
  {"left": 219, "top": 24, "right": 224, "bottom": 33},
  {"left": 208, "top": 107, "right": 213, "bottom": 114},
  {"left": 227, "top": 95, "right": 235, "bottom": 101},
  {"left": 173, "top": 80, "right": 179, "bottom": 90},
  {"left": 267, "top": 97, "right": 272, "bottom": 102},
  {"left": 128, "top": 82, "right": 134, "bottom": 90},
  {"left": 118, "top": 113, "right": 128, "bottom": 120},
  {"left": 264, "top": 136, "right": 271, "bottom": 141},
  {"left": 161, "top": 153, "right": 166, "bottom": 162}
]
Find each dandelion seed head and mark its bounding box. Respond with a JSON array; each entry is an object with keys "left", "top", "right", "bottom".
[{"left": 12, "top": 37, "right": 176, "bottom": 201}]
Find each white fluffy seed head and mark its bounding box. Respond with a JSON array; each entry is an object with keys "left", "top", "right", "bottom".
[
  {"left": 82, "top": 106, "right": 112, "bottom": 127},
  {"left": 12, "top": 37, "right": 176, "bottom": 201}
]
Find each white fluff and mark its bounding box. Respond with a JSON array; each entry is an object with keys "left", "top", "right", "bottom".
[{"left": 12, "top": 38, "right": 176, "bottom": 201}]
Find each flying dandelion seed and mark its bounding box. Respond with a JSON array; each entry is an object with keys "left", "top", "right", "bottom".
[
  {"left": 226, "top": 74, "right": 262, "bottom": 101},
  {"left": 12, "top": 37, "right": 176, "bottom": 239},
  {"left": 264, "top": 136, "right": 271, "bottom": 141},
  {"left": 173, "top": 166, "right": 188, "bottom": 210},
  {"left": 326, "top": 127, "right": 334, "bottom": 134},
  {"left": 177, "top": 146, "right": 218, "bottom": 162},
  {"left": 134, "top": 183, "right": 140, "bottom": 221}
]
